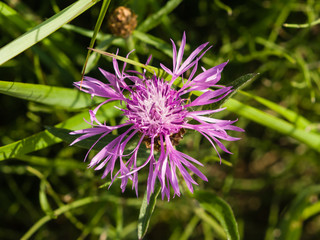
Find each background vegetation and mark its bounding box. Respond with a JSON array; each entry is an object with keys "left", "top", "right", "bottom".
[{"left": 0, "top": 0, "right": 320, "bottom": 239}]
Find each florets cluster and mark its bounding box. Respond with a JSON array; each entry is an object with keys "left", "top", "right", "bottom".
[{"left": 125, "top": 76, "right": 187, "bottom": 137}]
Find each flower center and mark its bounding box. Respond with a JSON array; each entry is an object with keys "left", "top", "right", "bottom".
[{"left": 124, "top": 77, "right": 187, "bottom": 138}]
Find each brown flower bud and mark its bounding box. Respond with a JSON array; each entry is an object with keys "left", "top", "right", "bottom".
[{"left": 108, "top": 6, "right": 137, "bottom": 38}]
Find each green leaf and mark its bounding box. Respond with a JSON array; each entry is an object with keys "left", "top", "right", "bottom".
[
  {"left": 0, "top": 81, "right": 104, "bottom": 110},
  {"left": 0, "top": 3, "right": 81, "bottom": 80},
  {"left": 0, "top": 130, "right": 61, "bottom": 161},
  {"left": 194, "top": 190, "right": 240, "bottom": 240},
  {"left": 137, "top": 184, "right": 161, "bottom": 240},
  {"left": 278, "top": 185, "right": 320, "bottom": 240},
  {"left": 207, "top": 73, "right": 259, "bottom": 110},
  {"left": 0, "top": 0, "right": 99, "bottom": 65}
]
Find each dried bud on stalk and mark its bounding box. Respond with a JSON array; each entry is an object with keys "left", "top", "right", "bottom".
[{"left": 108, "top": 6, "right": 137, "bottom": 38}]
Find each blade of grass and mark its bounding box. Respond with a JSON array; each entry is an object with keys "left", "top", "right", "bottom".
[
  {"left": 0, "top": 0, "right": 100, "bottom": 66},
  {"left": 0, "top": 3, "right": 82, "bottom": 80},
  {"left": 302, "top": 201, "right": 320, "bottom": 220},
  {"left": 0, "top": 80, "right": 104, "bottom": 110}
]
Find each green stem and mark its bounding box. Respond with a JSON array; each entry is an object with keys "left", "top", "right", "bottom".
[{"left": 81, "top": 0, "right": 111, "bottom": 78}]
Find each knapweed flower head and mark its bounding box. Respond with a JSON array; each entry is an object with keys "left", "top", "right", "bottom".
[{"left": 70, "top": 32, "right": 243, "bottom": 201}]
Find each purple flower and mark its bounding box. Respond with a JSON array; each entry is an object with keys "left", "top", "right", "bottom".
[{"left": 70, "top": 32, "right": 243, "bottom": 201}]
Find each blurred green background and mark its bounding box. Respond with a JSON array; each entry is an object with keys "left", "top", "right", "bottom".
[{"left": 0, "top": 0, "right": 320, "bottom": 239}]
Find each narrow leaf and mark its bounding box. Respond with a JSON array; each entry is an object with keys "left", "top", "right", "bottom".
[
  {"left": 0, "top": 3, "right": 82, "bottom": 80},
  {"left": 138, "top": 184, "right": 161, "bottom": 240},
  {"left": 0, "top": 0, "right": 99, "bottom": 65},
  {"left": 0, "top": 81, "right": 104, "bottom": 110},
  {"left": 195, "top": 190, "right": 240, "bottom": 240}
]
